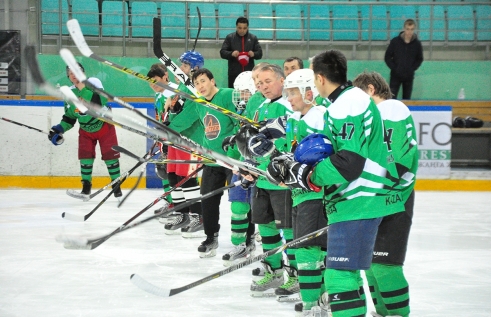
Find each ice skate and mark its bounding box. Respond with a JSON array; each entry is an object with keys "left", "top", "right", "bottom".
[
  {"left": 197, "top": 233, "right": 218, "bottom": 258},
  {"left": 164, "top": 213, "right": 190, "bottom": 235},
  {"left": 112, "top": 181, "right": 123, "bottom": 202},
  {"left": 77, "top": 180, "right": 91, "bottom": 200},
  {"left": 276, "top": 265, "right": 300, "bottom": 302},
  {"left": 222, "top": 241, "right": 256, "bottom": 266},
  {"left": 154, "top": 201, "right": 172, "bottom": 215},
  {"left": 297, "top": 292, "right": 331, "bottom": 317},
  {"left": 250, "top": 261, "right": 284, "bottom": 298},
  {"left": 181, "top": 213, "right": 206, "bottom": 238}
]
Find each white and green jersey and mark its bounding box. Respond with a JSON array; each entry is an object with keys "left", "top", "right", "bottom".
[
  {"left": 377, "top": 99, "right": 418, "bottom": 202},
  {"left": 253, "top": 97, "right": 293, "bottom": 190},
  {"left": 310, "top": 86, "right": 404, "bottom": 224},
  {"left": 285, "top": 105, "right": 327, "bottom": 207}
]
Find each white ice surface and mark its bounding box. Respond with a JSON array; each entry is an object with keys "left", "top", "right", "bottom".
[{"left": 0, "top": 189, "right": 490, "bottom": 316}]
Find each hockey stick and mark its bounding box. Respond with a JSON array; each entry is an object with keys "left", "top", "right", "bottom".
[
  {"left": 117, "top": 142, "right": 159, "bottom": 208},
  {"left": 1, "top": 116, "right": 49, "bottom": 135},
  {"left": 66, "top": 19, "right": 260, "bottom": 128},
  {"left": 26, "top": 45, "right": 269, "bottom": 185},
  {"left": 57, "top": 175, "right": 236, "bottom": 250},
  {"left": 66, "top": 148, "right": 159, "bottom": 202},
  {"left": 114, "top": 145, "right": 213, "bottom": 165},
  {"left": 130, "top": 226, "right": 329, "bottom": 297},
  {"left": 153, "top": 17, "right": 196, "bottom": 95},
  {"left": 151, "top": 8, "right": 200, "bottom": 94},
  {"left": 62, "top": 157, "right": 203, "bottom": 223}
]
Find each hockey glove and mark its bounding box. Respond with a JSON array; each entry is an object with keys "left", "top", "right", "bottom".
[
  {"left": 258, "top": 116, "right": 287, "bottom": 139},
  {"left": 283, "top": 160, "right": 321, "bottom": 192},
  {"left": 48, "top": 124, "right": 64, "bottom": 145},
  {"left": 239, "top": 174, "right": 256, "bottom": 189},
  {"left": 266, "top": 153, "right": 294, "bottom": 185},
  {"left": 222, "top": 134, "right": 236, "bottom": 153},
  {"left": 155, "top": 163, "right": 168, "bottom": 180},
  {"left": 248, "top": 133, "right": 275, "bottom": 157}
]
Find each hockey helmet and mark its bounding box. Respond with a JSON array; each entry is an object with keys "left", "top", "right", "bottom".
[
  {"left": 283, "top": 68, "right": 319, "bottom": 103},
  {"left": 234, "top": 124, "right": 259, "bottom": 160},
  {"left": 233, "top": 71, "right": 256, "bottom": 110},
  {"left": 179, "top": 50, "right": 205, "bottom": 70},
  {"left": 294, "top": 133, "right": 334, "bottom": 165}
]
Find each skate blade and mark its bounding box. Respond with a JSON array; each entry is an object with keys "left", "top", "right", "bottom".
[
  {"left": 158, "top": 217, "right": 178, "bottom": 224},
  {"left": 181, "top": 231, "right": 207, "bottom": 239},
  {"left": 164, "top": 229, "right": 183, "bottom": 235},
  {"left": 250, "top": 290, "right": 277, "bottom": 298},
  {"left": 199, "top": 249, "right": 217, "bottom": 258},
  {"left": 277, "top": 295, "right": 301, "bottom": 302}
]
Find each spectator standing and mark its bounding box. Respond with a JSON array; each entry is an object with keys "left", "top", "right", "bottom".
[
  {"left": 384, "top": 19, "right": 423, "bottom": 100},
  {"left": 220, "top": 17, "right": 263, "bottom": 88}
]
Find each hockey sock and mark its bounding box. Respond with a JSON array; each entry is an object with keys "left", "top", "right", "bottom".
[
  {"left": 104, "top": 159, "right": 120, "bottom": 181},
  {"left": 283, "top": 228, "right": 297, "bottom": 269},
  {"left": 258, "top": 222, "right": 283, "bottom": 270},
  {"left": 365, "top": 267, "right": 388, "bottom": 316},
  {"left": 168, "top": 173, "right": 185, "bottom": 204},
  {"left": 181, "top": 177, "right": 201, "bottom": 214},
  {"left": 80, "top": 158, "right": 94, "bottom": 182},
  {"left": 296, "top": 246, "right": 324, "bottom": 309},
  {"left": 161, "top": 179, "right": 173, "bottom": 203},
  {"left": 230, "top": 202, "right": 250, "bottom": 245},
  {"left": 324, "top": 269, "right": 366, "bottom": 317},
  {"left": 368, "top": 263, "right": 410, "bottom": 317}
]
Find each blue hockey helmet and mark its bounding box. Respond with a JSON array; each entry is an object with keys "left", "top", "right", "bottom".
[
  {"left": 179, "top": 50, "right": 205, "bottom": 69},
  {"left": 294, "top": 134, "right": 334, "bottom": 165}
]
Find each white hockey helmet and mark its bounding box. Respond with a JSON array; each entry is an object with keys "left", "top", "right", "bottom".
[
  {"left": 283, "top": 69, "right": 318, "bottom": 103},
  {"left": 232, "top": 71, "right": 256, "bottom": 111}
]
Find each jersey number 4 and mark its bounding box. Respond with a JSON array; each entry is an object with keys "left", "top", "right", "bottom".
[{"left": 384, "top": 128, "right": 394, "bottom": 152}]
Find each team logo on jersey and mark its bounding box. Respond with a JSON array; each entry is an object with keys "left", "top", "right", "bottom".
[
  {"left": 204, "top": 113, "right": 221, "bottom": 140},
  {"left": 386, "top": 193, "right": 402, "bottom": 205}
]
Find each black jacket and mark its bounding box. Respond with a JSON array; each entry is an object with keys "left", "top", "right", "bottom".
[
  {"left": 220, "top": 31, "right": 263, "bottom": 77},
  {"left": 385, "top": 32, "right": 423, "bottom": 81}
]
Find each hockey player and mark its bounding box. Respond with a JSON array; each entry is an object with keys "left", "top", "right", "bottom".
[
  {"left": 353, "top": 71, "right": 417, "bottom": 317},
  {"left": 221, "top": 71, "right": 258, "bottom": 265},
  {"left": 156, "top": 51, "right": 206, "bottom": 238},
  {"left": 146, "top": 63, "right": 203, "bottom": 238},
  {"left": 267, "top": 50, "right": 405, "bottom": 316},
  {"left": 236, "top": 64, "right": 297, "bottom": 298},
  {"left": 249, "top": 69, "right": 331, "bottom": 313},
  {"left": 49, "top": 62, "right": 122, "bottom": 200},
  {"left": 167, "top": 68, "right": 238, "bottom": 257}
]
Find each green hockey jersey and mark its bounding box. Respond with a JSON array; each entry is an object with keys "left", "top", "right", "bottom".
[
  {"left": 252, "top": 97, "right": 293, "bottom": 190},
  {"left": 285, "top": 105, "right": 327, "bottom": 206},
  {"left": 310, "top": 86, "right": 404, "bottom": 224},
  {"left": 59, "top": 85, "right": 108, "bottom": 133},
  {"left": 377, "top": 99, "right": 418, "bottom": 202},
  {"left": 168, "top": 88, "right": 239, "bottom": 162}
]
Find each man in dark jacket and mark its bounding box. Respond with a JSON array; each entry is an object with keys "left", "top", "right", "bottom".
[
  {"left": 220, "top": 17, "right": 263, "bottom": 88},
  {"left": 384, "top": 19, "right": 423, "bottom": 100}
]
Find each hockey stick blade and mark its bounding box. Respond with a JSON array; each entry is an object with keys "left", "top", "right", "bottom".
[
  {"left": 57, "top": 176, "right": 235, "bottom": 250},
  {"left": 152, "top": 18, "right": 196, "bottom": 95},
  {"left": 66, "top": 19, "right": 94, "bottom": 57},
  {"left": 130, "top": 226, "right": 328, "bottom": 297},
  {"left": 61, "top": 211, "right": 85, "bottom": 222}
]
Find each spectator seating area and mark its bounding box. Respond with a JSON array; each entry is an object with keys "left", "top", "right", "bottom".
[{"left": 41, "top": 0, "right": 491, "bottom": 46}]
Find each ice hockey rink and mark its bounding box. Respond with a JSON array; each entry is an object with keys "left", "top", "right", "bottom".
[{"left": 0, "top": 189, "right": 490, "bottom": 317}]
